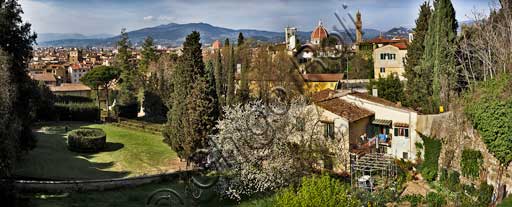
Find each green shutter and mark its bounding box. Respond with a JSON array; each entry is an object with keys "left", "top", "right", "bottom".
[{"left": 394, "top": 128, "right": 398, "bottom": 136}]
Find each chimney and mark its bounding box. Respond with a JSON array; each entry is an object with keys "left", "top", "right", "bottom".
[
  {"left": 236, "top": 63, "right": 242, "bottom": 74},
  {"left": 372, "top": 87, "right": 378, "bottom": 97}
]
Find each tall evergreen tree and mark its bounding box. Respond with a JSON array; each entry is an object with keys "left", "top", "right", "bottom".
[
  {"left": 404, "top": 2, "right": 433, "bottom": 112},
  {"left": 138, "top": 36, "right": 158, "bottom": 82},
  {"left": 422, "top": 0, "right": 458, "bottom": 111},
  {"left": 237, "top": 32, "right": 245, "bottom": 46},
  {"left": 0, "top": 0, "right": 37, "bottom": 164},
  {"left": 165, "top": 31, "right": 217, "bottom": 160},
  {"left": 116, "top": 29, "right": 138, "bottom": 113},
  {"left": 237, "top": 40, "right": 251, "bottom": 104},
  {"left": 224, "top": 38, "right": 230, "bottom": 47},
  {"left": 213, "top": 50, "right": 225, "bottom": 106},
  {"left": 204, "top": 60, "right": 220, "bottom": 127},
  {"left": 226, "top": 45, "right": 236, "bottom": 105},
  {"left": 0, "top": 1, "right": 37, "bottom": 203}
]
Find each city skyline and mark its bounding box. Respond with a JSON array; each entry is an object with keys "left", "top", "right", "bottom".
[{"left": 21, "top": 0, "right": 494, "bottom": 36}]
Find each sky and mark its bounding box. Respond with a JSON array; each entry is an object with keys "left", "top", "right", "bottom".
[{"left": 19, "top": 0, "right": 496, "bottom": 35}]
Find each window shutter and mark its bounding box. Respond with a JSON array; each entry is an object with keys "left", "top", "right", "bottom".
[
  {"left": 394, "top": 128, "right": 398, "bottom": 136},
  {"left": 405, "top": 128, "right": 409, "bottom": 138},
  {"left": 324, "top": 124, "right": 328, "bottom": 138}
]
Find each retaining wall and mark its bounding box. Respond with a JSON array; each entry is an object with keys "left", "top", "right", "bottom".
[{"left": 8, "top": 170, "right": 195, "bottom": 193}]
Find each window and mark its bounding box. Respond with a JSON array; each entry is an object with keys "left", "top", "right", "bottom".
[
  {"left": 380, "top": 67, "right": 385, "bottom": 73},
  {"left": 323, "top": 122, "right": 334, "bottom": 139},
  {"left": 394, "top": 127, "right": 409, "bottom": 138},
  {"left": 403, "top": 152, "right": 409, "bottom": 160},
  {"left": 380, "top": 53, "right": 396, "bottom": 60}
]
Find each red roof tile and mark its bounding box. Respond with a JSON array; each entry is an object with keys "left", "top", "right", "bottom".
[{"left": 316, "top": 97, "right": 374, "bottom": 122}]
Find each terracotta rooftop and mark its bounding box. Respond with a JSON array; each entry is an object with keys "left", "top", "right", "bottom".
[
  {"left": 31, "top": 73, "right": 56, "bottom": 82},
  {"left": 311, "top": 89, "right": 336, "bottom": 102},
  {"left": 392, "top": 43, "right": 408, "bottom": 50},
  {"left": 50, "top": 83, "right": 91, "bottom": 92},
  {"left": 311, "top": 21, "right": 328, "bottom": 40},
  {"left": 303, "top": 73, "right": 344, "bottom": 82},
  {"left": 349, "top": 92, "right": 416, "bottom": 112},
  {"left": 316, "top": 97, "right": 374, "bottom": 123}
]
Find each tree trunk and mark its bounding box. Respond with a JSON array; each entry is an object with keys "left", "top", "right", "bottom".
[
  {"left": 105, "top": 85, "right": 109, "bottom": 122},
  {"left": 97, "top": 86, "right": 101, "bottom": 122}
]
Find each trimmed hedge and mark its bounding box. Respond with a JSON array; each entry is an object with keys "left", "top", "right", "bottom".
[
  {"left": 117, "top": 103, "right": 139, "bottom": 119},
  {"left": 67, "top": 128, "right": 106, "bottom": 153},
  {"left": 55, "top": 95, "right": 93, "bottom": 103},
  {"left": 55, "top": 102, "right": 99, "bottom": 121}
]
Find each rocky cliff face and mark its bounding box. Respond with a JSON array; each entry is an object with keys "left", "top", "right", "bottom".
[{"left": 417, "top": 108, "right": 511, "bottom": 196}]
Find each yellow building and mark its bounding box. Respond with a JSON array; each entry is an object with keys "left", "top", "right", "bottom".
[{"left": 372, "top": 43, "right": 408, "bottom": 80}]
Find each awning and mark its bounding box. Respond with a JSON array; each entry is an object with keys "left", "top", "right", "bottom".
[
  {"left": 372, "top": 119, "right": 392, "bottom": 126},
  {"left": 394, "top": 122, "right": 409, "bottom": 128}
]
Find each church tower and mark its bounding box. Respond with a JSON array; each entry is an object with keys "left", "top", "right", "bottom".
[{"left": 356, "top": 10, "right": 363, "bottom": 44}]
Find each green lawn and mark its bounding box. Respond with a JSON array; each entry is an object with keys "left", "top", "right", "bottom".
[{"left": 14, "top": 122, "right": 182, "bottom": 180}]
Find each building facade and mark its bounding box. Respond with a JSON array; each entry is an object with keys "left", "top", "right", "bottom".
[{"left": 372, "top": 43, "right": 408, "bottom": 80}]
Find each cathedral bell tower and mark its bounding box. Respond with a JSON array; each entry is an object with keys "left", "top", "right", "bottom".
[{"left": 356, "top": 10, "right": 363, "bottom": 44}]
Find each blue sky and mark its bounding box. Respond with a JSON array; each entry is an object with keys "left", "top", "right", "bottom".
[{"left": 20, "top": 0, "right": 496, "bottom": 35}]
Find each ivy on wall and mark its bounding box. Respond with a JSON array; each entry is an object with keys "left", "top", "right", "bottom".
[
  {"left": 461, "top": 149, "right": 483, "bottom": 179},
  {"left": 464, "top": 76, "right": 512, "bottom": 166},
  {"left": 420, "top": 134, "right": 442, "bottom": 182}
]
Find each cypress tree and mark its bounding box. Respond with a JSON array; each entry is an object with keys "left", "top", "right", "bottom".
[
  {"left": 238, "top": 32, "right": 245, "bottom": 46},
  {"left": 213, "top": 50, "right": 225, "bottom": 106},
  {"left": 205, "top": 60, "right": 220, "bottom": 127},
  {"left": 0, "top": 0, "right": 38, "bottom": 154},
  {"left": 226, "top": 46, "right": 236, "bottom": 105},
  {"left": 165, "top": 31, "right": 214, "bottom": 160},
  {"left": 224, "top": 38, "right": 230, "bottom": 47},
  {"left": 404, "top": 2, "right": 432, "bottom": 112},
  {"left": 422, "top": 0, "right": 458, "bottom": 111},
  {"left": 116, "top": 29, "right": 138, "bottom": 116}
]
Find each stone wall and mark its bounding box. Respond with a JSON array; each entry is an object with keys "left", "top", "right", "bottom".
[
  {"left": 417, "top": 110, "right": 512, "bottom": 196},
  {"left": 11, "top": 170, "right": 195, "bottom": 193}
]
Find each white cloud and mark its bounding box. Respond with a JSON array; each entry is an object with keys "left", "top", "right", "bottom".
[{"left": 143, "top": 16, "right": 156, "bottom": 21}]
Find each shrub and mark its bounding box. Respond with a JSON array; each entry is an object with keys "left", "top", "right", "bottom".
[
  {"left": 55, "top": 95, "right": 93, "bottom": 103},
  {"left": 498, "top": 195, "right": 512, "bottom": 207},
  {"left": 439, "top": 168, "right": 448, "bottom": 184},
  {"left": 426, "top": 192, "right": 446, "bottom": 207},
  {"left": 55, "top": 102, "right": 99, "bottom": 121},
  {"left": 117, "top": 103, "right": 139, "bottom": 118},
  {"left": 67, "top": 128, "right": 106, "bottom": 152},
  {"left": 447, "top": 170, "right": 460, "bottom": 191},
  {"left": 420, "top": 134, "right": 442, "bottom": 182},
  {"left": 478, "top": 181, "right": 493, "bottom": 207},
  {"left": 274, "top": 174, "right": 360, "bottom": 207},
  {"left": 401, "top": 194, "right": 424, "bottom": 207},
  {"left": 461, "top": 149, "right": 483, "bottom": 179}
]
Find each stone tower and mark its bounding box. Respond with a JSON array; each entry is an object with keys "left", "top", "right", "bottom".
[
  {"left": 285, "top": 27, "right": 297, "bottom": 51},
  {"left": 356, "top": 10, "right": 363, "bottom": 44}
]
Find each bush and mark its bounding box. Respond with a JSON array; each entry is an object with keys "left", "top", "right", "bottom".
[
  {"left": 55, "top": 102, "right": 99, "bottom": 121},
  {"left": 274, "top": 174, "right": 360, "bottom": 207},
  {"left": 461, "top": 149, "right": 483, "bottom": 179},
  {"left": 117, "top": 103, "right": 139, "bottom": 118},
  {"left": 401, "top": 194, "right": 424, "bottom": 207},
  {"left": 498, "top": 195, "right": 512, "bottom": 207},
  {"left": 426, "top": 192, "right": 446, "bottom": 207},
  {"left": 55, "top": 95, "right": 93, "bottom": 103},
  {"left": 447, "top": 170, "right": 460, "bottom": 191},
  {"left": 478, "top": 181, "right": 493, "bottom": 207},
  {"left": 420, "top": 134, "right": 442, "bottom": 182},
  {"left": 67, "top": 128, "right": 106, "bottom": 152}
]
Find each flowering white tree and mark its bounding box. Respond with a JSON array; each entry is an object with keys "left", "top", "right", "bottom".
[{"left": 209, "top": 99, "right": 348, "bottom": 200}]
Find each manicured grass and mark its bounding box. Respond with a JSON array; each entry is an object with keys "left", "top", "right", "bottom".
[{"left": 14, "top": 122, "right": 182, "bottom": 180}]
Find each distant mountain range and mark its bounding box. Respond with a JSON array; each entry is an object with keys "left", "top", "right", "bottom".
[
  {"left": 37, "top": 22, "right": 409, "bottom": 48},
  {"left": 37, "top": 33, "right": 114, "bottom": 43}
]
